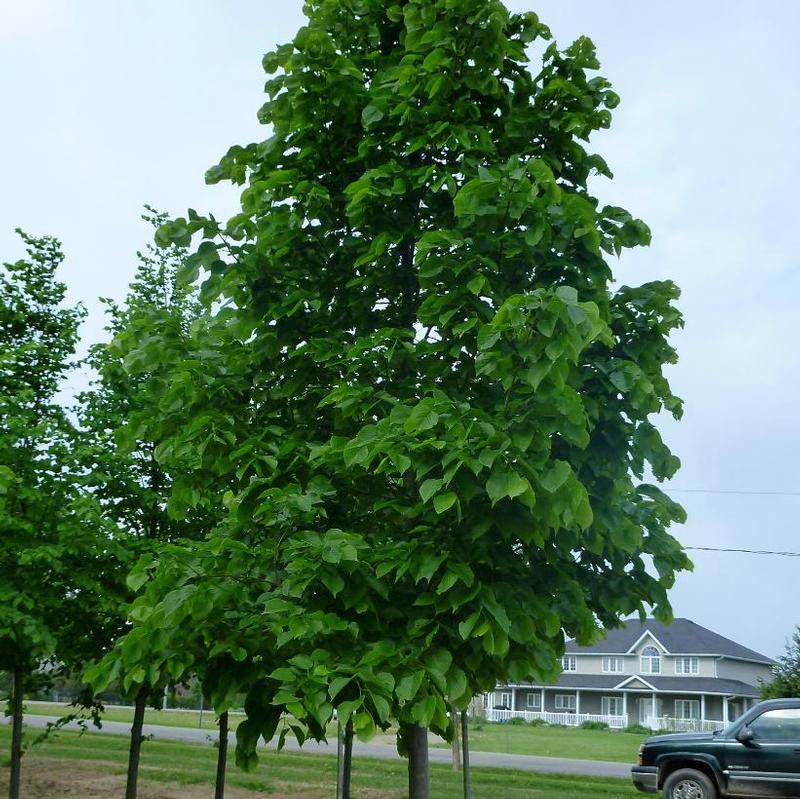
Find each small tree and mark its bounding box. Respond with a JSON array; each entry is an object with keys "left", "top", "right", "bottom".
[
  {"left": 0, "top": 232, "right": 119, "bottom": 799},
  {"left": 76, "top": 213, "right": 216, "bottom": 799},
  {"left": 761, "top": 627, "right": 800, "bottom": 699}
]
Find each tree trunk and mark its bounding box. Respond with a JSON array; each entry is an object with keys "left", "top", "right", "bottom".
[
  {"left": 406, "top": 724, "right": 429, "bottom": 799},
  {"left": 125, "top": 690, "right": 147, "bottom": 799},
  {"left": 461, "top": 710, "right": 472, "bottom": 799},
  {"left": 342, "top": 719, "right": 353, "bottom": 798},
  {"left": 336, "top": 718, "right": 354, "bottom": 799},
  {"left": 214, "top": 711, "right": 229, "bottom": 799},
  {"left": 8, "top": 668, "right": 24, "bottom": 799},
  {"left": 450, "top": 708, "right": 461, "bottom": 771}
]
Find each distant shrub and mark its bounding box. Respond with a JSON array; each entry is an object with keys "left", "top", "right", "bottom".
[
  {"left": 507, "top": 717, "right": 527, "bottom": 725},
  {"left": 623, "top": 723, "right": 651, "bottom": 735},
  {"left": 580, "top": 720, "right": 609, "bottom": 730},
  {"left": 528, "top": 718, "right": 548, "bottom": 727}
]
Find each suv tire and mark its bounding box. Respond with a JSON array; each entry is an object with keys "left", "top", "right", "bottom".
[{"left": 663, "top": 768, "right": 717, "bottom": 799}]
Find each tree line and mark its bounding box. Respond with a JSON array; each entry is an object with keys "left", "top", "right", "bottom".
[{"left": 1, "top": 1, "right": 693, "bottom": 798}]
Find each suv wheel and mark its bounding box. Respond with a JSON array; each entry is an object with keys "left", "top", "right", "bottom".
[{"left": 663, "top": 768, "right": 717, "bottom": 799}]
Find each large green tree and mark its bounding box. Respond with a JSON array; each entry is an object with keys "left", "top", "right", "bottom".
[
  {"left": 137, "top": 1, "right": 690, "bottom": 794},
  {"left": 0, "top": 232, "right": 120, "bottom": 799}
]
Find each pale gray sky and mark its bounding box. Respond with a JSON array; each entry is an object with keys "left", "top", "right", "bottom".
[{"left": 2, "top": 1, "right": 798, "bottom": 659}]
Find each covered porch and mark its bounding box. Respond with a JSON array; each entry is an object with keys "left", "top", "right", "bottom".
[{"left": 487, "top": 684, "right": 757, "bottom": 731}]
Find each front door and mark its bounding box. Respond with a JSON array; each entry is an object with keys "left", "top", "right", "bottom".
[
  {"left": 639, "top": 698, "right": 663, "bottom": 729},
  {"left": 724, "top": 707, "right": 800, "bottom": 796}
]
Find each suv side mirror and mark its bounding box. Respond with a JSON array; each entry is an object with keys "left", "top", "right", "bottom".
[{"left": 737, "top": 726, "right": 755, "bottom": 745}]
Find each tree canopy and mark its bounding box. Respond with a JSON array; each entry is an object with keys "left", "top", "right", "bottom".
[{"left": 0, "top": 231, "right": 114, "bottom": 679}]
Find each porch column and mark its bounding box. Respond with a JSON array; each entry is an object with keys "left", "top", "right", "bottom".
[
  {"left": 510, "top": 689, "right": 516, "bottom": 712},
  {"left": 622, "top": 692, "right": 627, "bottom": 717},
  {"left": 723, "top": 697, "right": 729, "bottom": 724},
  {"left": 701, "top": 695, "right": 706, "bottom": 723},
  {"left": 541, "top": 688, "right": 545, "bottom": 712},
  {"left": 576, "top": 690, "right": 581, "bottom": 716},
  {"left": 652, "top": 692, "right": 657, "bottom": 726}
]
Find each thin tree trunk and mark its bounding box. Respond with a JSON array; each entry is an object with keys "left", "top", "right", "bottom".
[
  {"left": 337, "top": 721, "right": 344, "bottom": 799},
  {"left": 125, "top": 689, "right": 147, "bottom": 799},
  {"left": 336, "top": 718, "right": 355, "bottom": 799},
  {"left": 461, "top": 710, "right": 472, "bottom": 799},
  {"left": 8, "top": 668, "right": 24, "bottom": 799},
  {"left": 214, "top": 711, "right": 229, "bottom": 799},
  {"left": 450, "top": 708, "right": 461, "bottom": 771},
  {"left": 406, "top": 724, "right": 429, "bottom": 799},
  {"left": 341, "top": 719, "right": 353, "bottom": 798}
]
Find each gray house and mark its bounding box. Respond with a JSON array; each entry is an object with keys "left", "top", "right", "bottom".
[{"left": 488, "top": 618, "right": 775, "bottom": 730}]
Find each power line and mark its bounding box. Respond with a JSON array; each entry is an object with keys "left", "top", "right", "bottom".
[
  {"left": 684, "top": 546, "right": 800, "bottom": 558},
  {"left": 664, "top": 489, "right": 800, "bottom": 497}
]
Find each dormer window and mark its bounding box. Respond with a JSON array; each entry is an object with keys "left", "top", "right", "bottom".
[
  {"left": 640, "top": 645, "right": 661, "bottom": 674},
  {"left": 562, "top": 655, "right": 577, "bottom": 672}
]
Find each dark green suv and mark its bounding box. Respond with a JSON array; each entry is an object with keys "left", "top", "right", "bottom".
[{"left": 632, "top": 698, "right": 800, "bottom": 798}]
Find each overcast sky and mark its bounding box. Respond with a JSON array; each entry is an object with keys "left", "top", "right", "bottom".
[{"left": 2, "top": 1, "right": 798, "bottom": 660}]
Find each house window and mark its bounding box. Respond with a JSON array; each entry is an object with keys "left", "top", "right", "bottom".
[
  {"left": 602, "top": 656, "right": 624, "bottom": 673},
  {"left": 675, "top": 700, "right": 700, "bottom": 720},
  {"left": 555, "top": 694, "right": 576, "bottom": 711},
  {"left": 498, "top": 692, "right": 512, "bottom": 709},
  {"left": 562, "top": 655, "right": 577, "bottom": 672},
  {"left": 526, "top": 692, "right": 541, "bottom": 709},
  {"left": 641, "top": 646, "right": 661, "bottom": 674},
  {"left": 674, "top": 657, "right": 699, "bottom": 675},
  {"left": 601, "top": 696, "right": 624, "bottom": 716}
]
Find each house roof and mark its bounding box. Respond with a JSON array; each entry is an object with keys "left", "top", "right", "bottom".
[
  {"left": 564, "top": 618, "right": 774, "bottom": 664},
  {"left": 509, "top": 673, "right": 761, "bottom": 698}
]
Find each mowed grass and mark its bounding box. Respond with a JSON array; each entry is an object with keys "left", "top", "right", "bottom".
[
  {"left": 0, "top": 725, "right": 640, "bottom": 798},
  {"left": 435, "top": 723, "right": 646, "bottom": 763},
  {"left": 28, "top": 703, "right": 647, "bottom": 763},
  {"left": 25, "top": 701, "right": 243, "bottom": 731}
]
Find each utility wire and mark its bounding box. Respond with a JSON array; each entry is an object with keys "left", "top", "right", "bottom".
[
  {"left": 664, "top": 489, "right": 800, "bottom": 497},
  {"left": 684, "top": 546, "right": 800, "bottom": 558}
]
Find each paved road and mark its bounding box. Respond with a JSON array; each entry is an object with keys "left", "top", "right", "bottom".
[{"left": 5, "top": 714, "right": 631, "bottom": 779}]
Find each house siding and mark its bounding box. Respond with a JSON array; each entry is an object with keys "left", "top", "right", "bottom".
[
  {"left": 715, "top": 658, "right": 773, "bottom": 688},
  {"left": 574, "top": 653, "right": 721, "bottom": 677}
]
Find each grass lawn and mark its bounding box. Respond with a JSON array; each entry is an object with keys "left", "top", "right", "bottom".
[
  {"left": 28, "top": 704, "right": 647, "bottom": 764},
  {"left": 0, "top": 725, "right": 640, "bottom": 798},
  {"left": 25, "top": 701, "right": 243, "bottom": 732},
  {"left": 434, "top": 722, "right": 646, "bottom": 763}
]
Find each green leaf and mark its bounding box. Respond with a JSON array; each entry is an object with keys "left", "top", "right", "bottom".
[
  {"left": 396, "top": 671, "right": 424, "bottom": 703},
  {"left": 362, "top": 104, "right": 384, "bottom": 127},
  {"left": 539, "top": 460, "right": 572, "bottom": 493},
  {"left": 433, "top": 492, "right": 457, "bottom": 514},
  {"left": 422, "top": 48, "right": 451, "bottom": 70},
  {"left": 419, "top": 478, "right": 443, "bottom": 502},
  {"left": 403, "top": 399, "right": 439, "bottom": 433},
  {"left": 486, "top": 469, "right": 531, "bottom": 506},
  {"left": 467, "top": 275, "right": 486, "bottom": 296}
]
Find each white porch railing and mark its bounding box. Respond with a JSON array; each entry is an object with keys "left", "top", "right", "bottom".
[
  {"left": 649, "top": 716, "right": 724, "bottom": 733},
  {"left": 486, "top": 708, "right": 629, "bottom": 729}
]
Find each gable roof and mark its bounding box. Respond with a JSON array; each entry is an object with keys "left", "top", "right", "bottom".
[{"left": 564, "top": 618, "right": 774, "bottom": 664}]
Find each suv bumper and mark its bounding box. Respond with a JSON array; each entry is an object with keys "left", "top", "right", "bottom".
[{"left": 631, "top": 766, "right": 658, "bottom": 794}]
